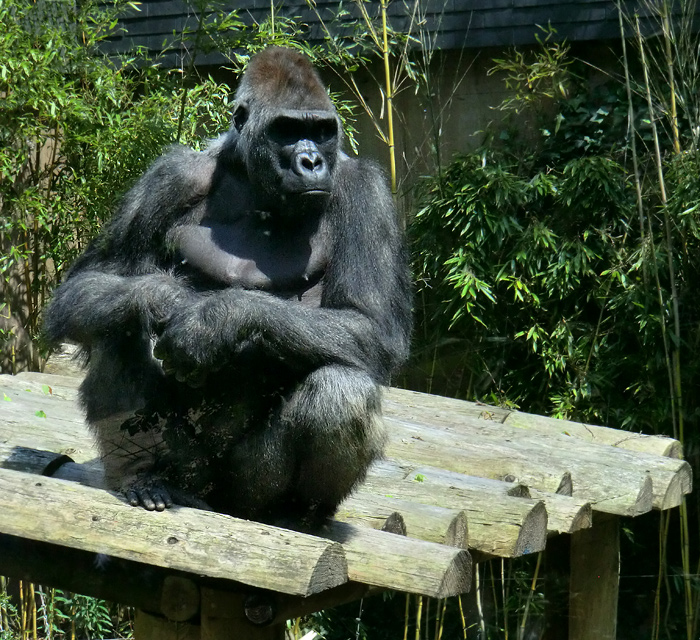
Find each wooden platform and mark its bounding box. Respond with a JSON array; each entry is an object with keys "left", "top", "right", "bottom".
[{"left": 0, "top": 371, "right": 691, "bottom": 639}]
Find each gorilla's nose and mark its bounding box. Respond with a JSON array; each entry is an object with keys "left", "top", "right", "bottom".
[{"left": 294, "top": 150, "right": 326, "bottom": 177}]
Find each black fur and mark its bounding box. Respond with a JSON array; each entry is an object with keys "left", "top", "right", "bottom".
[{"left": 43, "top": 47, "right": 412, "bottom": 528}]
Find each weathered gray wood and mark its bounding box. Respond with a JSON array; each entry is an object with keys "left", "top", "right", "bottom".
[
  {"left": 337, "top": 492, "right": 469, "bottom": 547},
  {"left": 320, "top": 521, "right": 472, "bottom": 598},
  {"left": 502, "top": 411, "right": 682, "bottom": 458},
  {"left": 0, "top": 467, "right": 347, "bottom": 597},
  {"left": 0, "top": 532, "right": 189, "bottom": 615},
  {"left": 385, "top": 387, "right": 682, "bottom": 458},
  {"left": 526, "top": 488, "right": 592, "bottom": 535},
  {"left": 569, "top": 513, "right": 620, "bottom": 640},
  {"left": 385, "top": 415, "right": 689, "bottom": 515},
  {"left": 394, "top": 464, "right": 592, "bottom": 535},
  {"left": 362, "top": 462, "right": 547, "bottom": 557},
  {"left": 331, "top": 497, "right": 407, "bottom": 534}
]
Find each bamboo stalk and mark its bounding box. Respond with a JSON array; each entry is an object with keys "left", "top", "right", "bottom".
[
  {"left": 414, "top": 595, "right": 423, "bottom": 640},
  {"left": 661, "top": 0, "right": 682, "bottom": 154},
  {"left": 637, "top": 12, "right": 692, "bottom": 639},
  {"left": 380, "top": 0, "right": 397, "bottom": 195},
  {"left": 518, "top": 554, "right": 542, "bottom": 640},
  {"left": 457, "top": 594, "right": 467, "bottom": 640},
  {"left": 617, "top": 4, "right": 646, "bottom": 252},
  {"left": 29, "top": 583, "right": 36, "bottom": 640}
]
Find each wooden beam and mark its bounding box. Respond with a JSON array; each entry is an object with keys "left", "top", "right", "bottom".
[
  {"left": 385, "top": 415, "right": 690, "bottom": 515},
  {"left": 385, "top": 387, "right": 682, "bottom": 459},
  {"left": 0, "top": 468, "right": 347, "bottom": 597},
  {"left": 362, "top": 461, "right": 548, "bottom": 557},
  {"left": 337, "top": 492, "right": 469, "bottom": 547},
  {"left": 320, "top": 521, "right": 472, "bottom": 598},
  {"left": 569, "top": 513, "right": 620, "bottom": 640},
  {"left": 377, "top": 461, "right": 592, "bottom": 536}
]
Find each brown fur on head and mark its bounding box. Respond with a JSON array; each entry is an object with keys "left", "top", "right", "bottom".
[{"left": 234, "top": 47, "right": 334, "bottom": 113}]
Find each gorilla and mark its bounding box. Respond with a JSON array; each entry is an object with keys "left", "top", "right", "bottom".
[{"left": 44, "top": 47, "right": 412, "bottom": 529}]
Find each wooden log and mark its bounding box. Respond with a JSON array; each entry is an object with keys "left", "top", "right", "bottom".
[
  {"left": 526, "top": 488, "right": 592, "bottom": 535},
  {"left": 8, "top": 371, "right": 82, "bottom": 397},
  {"left": 0, "top": 468, "right": 347, "bottom": 597},
  {"left": 0, "top": 532, "right": 187, "bottom": 615},
  {"left": 385, "top": 416, "right": 688, "bottom": 515},
  {"left": 362, "top": 463, "right": 547, "bottom": 557},
  {"left": 331, "top": 497, "right": 407, "bottom": 535},
  {"left": 502, "top": 411, "right": 682, "bottom": 458},
  {"left": 337, "top": 492, "right": 469, "bottom": 547},
  {"left": 394, "top": 463, "right": 592, "bottom": 535},
  {"left": 320, "top": 521, "right": 472, "bottom": 598},
  {"left": 569, "top": 513, "right": 620, "bottom": 640},
  {"left": 385, "top": 387, "right": 681, "bottom": 458}
]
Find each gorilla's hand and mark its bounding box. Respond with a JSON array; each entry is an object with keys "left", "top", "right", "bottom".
[{"left": 153, "top": 290, "right": 253, "bottom": 383}]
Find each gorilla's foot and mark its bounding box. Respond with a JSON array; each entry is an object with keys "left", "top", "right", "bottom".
[
  {"left": 122, "top": 476, "right": 212, "bottom": 512},
  {"left": 123, "top": 476, "right": 174, "bottom": 511}
]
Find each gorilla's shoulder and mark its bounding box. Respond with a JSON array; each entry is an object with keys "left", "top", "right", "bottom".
[{"left": 336, "top": 153, "right": 389, "bottom": 185}]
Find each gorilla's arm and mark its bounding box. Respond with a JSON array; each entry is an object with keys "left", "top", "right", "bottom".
[
  {"left": 155, "top": 159, "right": 412, "bottom": 383},
  {"left": 44, "top": 145, "right": 217, "bottom": 346}
]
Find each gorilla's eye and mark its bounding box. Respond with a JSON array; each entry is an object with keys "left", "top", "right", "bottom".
[
  {"left": 269, "top": 116, "right": 338, "bottom": 146},
  {"left": 313, "top": 120, "right": 338, "bottom": 144},
  {"left": 269, "top": 117, "right": 304, "bottom": 145}
]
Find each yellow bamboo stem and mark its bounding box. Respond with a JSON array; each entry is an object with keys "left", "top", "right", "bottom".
[
  {"left": 519, "top": 554, "right": 543, "bottom": 640},
  {"left": 380, "top": 0, "right": 397, "bottom": 195},
  {"left": 414, "top": 596, "right": 423, "bottom": 640},
  {"left": 661, "top": 0, "right": 681, "bottom": 154}
]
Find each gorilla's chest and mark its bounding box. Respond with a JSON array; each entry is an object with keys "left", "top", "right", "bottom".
[{"left": 170, "top": 214, "right": 328, "bottom": 304}]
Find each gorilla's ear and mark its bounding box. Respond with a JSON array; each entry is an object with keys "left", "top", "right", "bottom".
[{"left": 233, "top": 102, "right": 249, "bottom": 132}]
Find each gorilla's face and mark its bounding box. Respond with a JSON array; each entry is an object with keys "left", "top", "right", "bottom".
[{"left": 236, "top": 104, "right": 340, "bottom": 215}]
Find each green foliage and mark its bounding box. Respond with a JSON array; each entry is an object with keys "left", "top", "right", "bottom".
[
  {"left": 0, "top": 0, "right": 237, "bottom": 371},
  {"left": 410, "top": 56, "right": 700, "bottom": 438},
  {"left": 53, "top": 592, "right": 114, "bottom": 640}
]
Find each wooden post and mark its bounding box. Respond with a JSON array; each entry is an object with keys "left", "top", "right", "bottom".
[
  {"left": 201, "top": 589, "right": 285, "bottom": 640},
  {"left": 569, "top": 514, "right": 619, "bottom": 640},
  {"left": 134, "top": 610, "right": 200, "bottom": 640},
  {"left": 543, "top": 534, "right": 570, "bottom": 640}
]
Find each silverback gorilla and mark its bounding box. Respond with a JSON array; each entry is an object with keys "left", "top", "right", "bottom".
[{"left": 44, "top": 47, "right": 412, "bottom": 529}]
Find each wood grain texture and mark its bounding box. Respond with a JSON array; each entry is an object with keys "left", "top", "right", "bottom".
[
  {"left": 320, "top": 521, "right": 472, "bottom": 598},
  {"left": 385, "top": 388, "right": 682, "bottom": 458},
  {"left": 384, "top": 413, "right": 689, "bottom": 515},
  {"left": 0, "top": 467, "right": 347, "bottom": 597},
  {"left": 337, "top": 491, "right": 469, "bottom": 547}
]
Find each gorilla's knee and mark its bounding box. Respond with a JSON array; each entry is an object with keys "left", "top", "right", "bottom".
[{"left": 282, "top": 365, "right": 386, "bottom": 512}]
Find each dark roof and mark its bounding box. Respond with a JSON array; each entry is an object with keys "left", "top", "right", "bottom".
[{"left": 102, "top": 0, "right": 700, "bottom": 67}]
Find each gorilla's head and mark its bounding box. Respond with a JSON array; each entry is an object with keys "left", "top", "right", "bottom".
[{"left": 232, "top": 47, "right": 342, "bottom": 215}]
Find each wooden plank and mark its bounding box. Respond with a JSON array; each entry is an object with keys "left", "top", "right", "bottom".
[
  {"left": 337, "top": 492, "right": 469, "bottom": 547},
  {"left": 0, "top": 468, "right": 347, "bottom": 597},
  {"left": 0, "top": 451, "right": 470, "bottom": 599},
  {"left": 0, "top": 532, "right": 187, "bottom": 615},
  {"left": 362, "top": 462, "right": 547, "bottom": 557},
  {"left": 569, "top": 513, "right": 620, "bottom": 640},
  {"left": 502, "top": 411, "right": 682, "bottom": 458},
  {"left": 398, "top": 464, "right": 592, "bottom": 535},
  {"left": 320, "top": 521, "right": 472, "bottom": 598},
  {"left": 385, "top": 387, "right": 682, "bottom": 458},
  {"left": 385, "top": 415, "right": 689, "bottom": 515}
]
